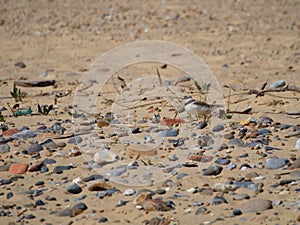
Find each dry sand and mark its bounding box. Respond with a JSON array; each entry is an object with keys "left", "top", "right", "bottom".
[{"left": 0, "top": 1, "right": 299, "bottom": 225}]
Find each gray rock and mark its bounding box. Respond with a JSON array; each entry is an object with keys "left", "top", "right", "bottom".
[
  {"left": 53, "top": 165, "right": 72, "bottom": 174},
  {"left": 211, "top": 196, "right": 228, "bottom": 205},
  {"left": 228, "top": 138, "right": 244, "bottom": 147},
  {"left": 226, "top": 164, "right": 237, "bottom": 170},
  {"left": 256, "top": 116, "right": 273, "bottom": 124},
  {"left": 27, "top": 143, "right": 43, "bottom": 154},
  {"left": 270, "top": 80, "right": 285, "bottom": 89},
  {"left": 215, "top": 158, "right": 230, "bottom": 165},
  {"left": 195, "top": 206, "right": 207, "bottom": 215},
  {"left": 203, "top": 165, "right": 223, "bottom": 176},
  {"left": 233, "top": 193, "right": 250, "bottom": 200},
  {"left": 43, "top": 158, "right": 56, "bottom": 164},
  {"left": 12, "top": 130, "right": 37, "bottom": 140},
  {"left": 72, "top": 202, "right": 87, "bottom": 211},
  {"left": 266, "top": 157, "right": 290, "bottom": 169},
  {"left": 67, "top": 183, "right": 82, "bottom": 194},
  {"left": 240, "top": 199, "right": 272, "bottom": 213},
  {"left": 40, "top": 139, "right": 56, "bottom": 147},
  {"left": 40, "top": 165, "right": 49, "bottom": 173},
  {"left": 156, "top": 129, "right": 178, "bottom": 138},
  {"left": 0, "top": 144, "right": 10, "bottom": 153},
  {"left": 212, "top": 124, "right": 225, "bottom": 132},
  {"left": 56, "top": 208, "right": 73, "bottom": 217},
  {"left": 68, "top": 136, "right": 82, "bottom": 144},
  {"left": 106, "top": 166, "right": 127, "bottom": 177}
]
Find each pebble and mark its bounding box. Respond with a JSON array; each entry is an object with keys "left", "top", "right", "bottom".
[
  {"left": 2, "top": 128, "right": 20, "bottom": 136},
  {"left": 290, "top": 158, "right": 300, "bottom": 169},
  {"left": 168, "top": 154, "right": 178, "bottom": 161},
  {"left": 226, "top": 163, "right": 237, "bottom": 170},
  {"left": 212, "top": 183, "right": 238, "bottom": 193},
  {"left": 215, "top": 158, "right": 231, "bottom": 165},
  {"left": 212, "top": 124, "right": 225, "bottom": 132},
  {"left": 124, "top": 188, "right": 135, "bottom": 196},
  {"left": 67, "top": 183, "right": 82, "bottom": 194},
  {"left": 176, "top": 173, "right": 188, "bottom": 179},
  {"left": 0, "top": 143, "right": 10, "bottom": 153},
  {"left": 224, "top": 133, "right": 234, "bottom": 139},
  {"left": 195, "top": 207, "right": 207, "bottom": 215},
  {"left": 11, "top": 130, "right": 37, "bottom": 140},
  {"left": 9, "top": 163, "right": 28, "bottom": 174},
  {"left": 228, "top": 138, "right": 244, "bottom": 147},
  {"left": 72, "top": 202, "right": 88, "bottom": 211},
  {"left": 35, "top": 199, "right": 45, "bottom": 206},
  {"left": 94, "top": 150, "right": 119, "bottom": 164},
  {"left": 35, "top": 180, "right": 45, "bottom": 186},
  {"left": 198, "top": 122, "right": 207, "bottom": 129},
  {"left": 28, "top": 161, "right": 44, "bottom": 172},
  {"left": 68, "top": 136, "right": 83, "bottom": 144},
  {"left": 99, "top": 217, "right": 108, "bottom": 223},
  {"left": 15, "top": 61, "right": 26, "bottom": 68},
  {"left": 88, "top": 181, "right": 114, "bottom": 191},
  {"left": 231, "top": 209, "right": 243, "bottom": 216},
  {"left": 210, "top": 196, "right": 228, "bottom": 205},
  {"left": 43, "top": 158, "right": 56, "bottom": 164},
  {"left": 265, "top": 157, "right": 290, "bottom": 169},
  {"left": 256, "top": 116, "right": 273, "bottom": 124},
  {"left": 53, "top": 165, "right": 72, "bottom": 174},
  {"left": 40, "top": 138, "right": 56, "bottom": 147},
  {"left": 156, "top": 129, "right": 178, "bottom": 137},
  {"left": 40, "top": 165, "right": 49, "bottom": 173},
  {"left": 27, "top": 143, "right": 43, "bottom": 154},
  {"left": 25, "top": 214, "right": 36, "bottom": 219},
  {"left": 203, "top": 165, "right": 223, "bottom": 176},
  {"left": 82, "top": 174, "right": 104, "bottom": 182},
  {"left": 73, "top": 195, "right": 87, "bottom": 202},
  {"left": 106, "top": 166, "right": 127, "bottom": 177},
  {"left": 6, "top": 192, "right": 13, "bottom": 199},
  {"left": 279, "top": 179, "right": 296, "bottom": 186},
  {"left": 233, "top": 193, "right": 250, "bottom": 200},
  {"left": 240, "top": 199, "right": 273, "bottom": 213},
  {"left": 131, "top": 127, "right": 141, "bottom": 134},
  {"left": 295, "top": 139, "right": 300, "bottom": 149},
  {"left": 269, "top": 79, "right": 286, "bottom": 89}
]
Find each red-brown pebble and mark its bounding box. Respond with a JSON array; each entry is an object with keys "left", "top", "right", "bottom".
[
  {"left": 28, "top": 161, "right": 44, "bottom": 172},
  {"left": 9, "top": 163, "right": 28, "bottom": 174},
  {"left": 2, "top": 128, "right": 20, "bottom": 136}
]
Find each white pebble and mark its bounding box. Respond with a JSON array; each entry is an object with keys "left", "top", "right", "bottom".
[
  {"left": 124, "top": 188, "right": 136, "bottom": 196},
  {"left": 94, "top": 149, "right": 119, "bottom": 164},
  {"left": 295, "top": 139, "right": 300, "bottom": 149}
]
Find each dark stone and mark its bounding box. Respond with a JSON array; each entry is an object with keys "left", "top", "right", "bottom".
[
  {"left": 99, "top": 217, "right": 108, "bottom": 223},
  {"left": 203, "top": 165, "right": 223, "bottom": 176},
  {"left": 67, "top": 183, "right": 82, "bottom": 194},
  {"left": 215, "top": 158, "right": 231, "bottom": 165},
  {"left": 211, "top": 196, "right": 228, "bottom": 205},
  {"left": 27, "top": 144, "right": 43, "bottom": 154}
]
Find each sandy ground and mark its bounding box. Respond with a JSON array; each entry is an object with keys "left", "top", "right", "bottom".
[{"left": 0, "top": 0, "right": 299, "bottom": 225}]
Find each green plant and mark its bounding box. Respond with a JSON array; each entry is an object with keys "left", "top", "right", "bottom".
[
  {"left": 37, "top": 104, "right": 53, "bottom": 115},
  {"left": 0, "top": 112, "right": 5, "bottom": 122},
  {"left": 10, "top": 84, "right": 27, "bottom": 102}
]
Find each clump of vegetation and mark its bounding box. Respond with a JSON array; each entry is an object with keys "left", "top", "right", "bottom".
[
  {"left": 0, "top": 112, "right": 5, "bottom": 122},
  {"left": 37, "top": 104, "right": 53, "bottom": 115},
  {"left": 10, "top": 84, "right": 27, "bottom": 102}
]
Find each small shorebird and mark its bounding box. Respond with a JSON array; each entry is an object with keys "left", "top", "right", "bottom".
[{"left": 183, "top": 96, "right": 217, "bottom": 122}]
